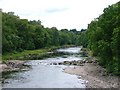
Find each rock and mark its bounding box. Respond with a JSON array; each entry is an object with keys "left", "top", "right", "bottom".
[
  {"left": 77, "top": 62, "right": 84, "bottom": 66},
  {"left": 0, "top": 64, "right": 10, "bottom": 72},
  {"left": 81, "top": 60, "right": 86, "bottom": 63},
  {"left": 81, "top": 51, "right": 88, "bottom": 57},
  {"left": 63, "top": 61, "right": 70, "bottom": 65},
  {"left": 59, "top": 60, "right": 86, "bottom": 66},
  {"left": 88, "top": 60, "right": 93, "bottom": 63},
  {"left": 53, "top": 62, "right": 57, "bottom": 65},
  {"left": 58, "top": 62, "right": 62, "bottom": 65},
  {"left": 1, "top": 60, "right": 27, "bottom": 72},
  {"left": 69, "top": 62, "right": 72, "bottom": 65},
  {"left": 102, "top": 74, "right": 106, "bottom": 76},
  {"left": 3, "top": 81, "right": 9, "bottom": 84},
  {"left": 79, "top": 64, "right": 84, "bottom": 66},
  {"left": 92, "top": 60, "right": 97, "bottom": 63},
  {"left": 73, "top": 63, "right": 77, "bottom": 65}
]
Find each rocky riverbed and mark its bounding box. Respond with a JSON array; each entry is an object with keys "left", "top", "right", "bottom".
[
  {"left": 64, "top": 62, "right": 119, "bottom": 88},
  {"left": 49, "top": 55, "right": 97, "bottom": 67},
  {"left": 47, "top": 47, "right": 119, "bottom": 88},
  {"left": 48, "top": 54, "right": 119, "bottom": 88},
  {"left": 0, "top": 60, "right": 29, "bottom": 72},
  {"left": 0, "top": 60, "right": 30, "bottom": 83}
]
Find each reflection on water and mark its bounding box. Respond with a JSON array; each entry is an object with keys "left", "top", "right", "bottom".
[
  {"left": 2, "top": 47, "right": 86, "bottom": 88},
  {"left": 57, "top": 47, "right": 81, "bottom": 54}
]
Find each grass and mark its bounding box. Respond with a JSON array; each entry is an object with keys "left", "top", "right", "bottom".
[
  {"left": 2, "top": 48, "right": 50, "bottom": 60},
  {"left": 2, "top": 45, "right": 75, "bottom": 61}
]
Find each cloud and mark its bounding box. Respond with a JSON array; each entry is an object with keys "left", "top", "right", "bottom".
[
  {"left": 45, "top": 8, "right": 68, "bottom": 13},
  {"left": 0, "top": 0, "right": 119, "bottom": 30}
]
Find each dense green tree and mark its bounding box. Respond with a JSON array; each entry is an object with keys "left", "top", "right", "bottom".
[
  {"left": 2, "top": 11, "right": 81, "bottom": 54},
  {"left": 80, "top": 1, "right": 120, "bottom": 75}
]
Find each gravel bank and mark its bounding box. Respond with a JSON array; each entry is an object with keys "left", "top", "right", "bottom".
[{"left": 64, "top": 62, "right": 119, "bottom": 88}]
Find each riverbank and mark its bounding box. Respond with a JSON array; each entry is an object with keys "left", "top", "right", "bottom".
[
  {"left": 2, "top": 45, "right": 75, "bottom": 60},
  {"left": 0, "top": 60, "right": 28, "bottom": 73},
  {"left": 64, "top": 62, "right": 119, "bottom": 88},
  {"left": 1, "top": 45, "right": 75, "bottom": 73},
  {"left": 0, "top": 60, "right": 30, "bottom": 84},
  {"left": 64, "top": 48, "right": 119, "bottom": 88}
]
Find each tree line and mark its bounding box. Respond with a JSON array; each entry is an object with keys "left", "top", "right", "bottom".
[
  {"left": 2, "top": 1, "right": 119, "bottom": 75},
  {"left": 2, "top": 11, "right": 82, "bottom": 54},
  {"left": 80, "top": 1, "right": 120, "bottom": 75}
]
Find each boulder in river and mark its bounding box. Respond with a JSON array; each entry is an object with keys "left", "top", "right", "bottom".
[
  {"left": 58, "top": 62, "right": 62, "bottom": 65},
  {"left": 53, "top": 62, "right": 57, "bottom": 65}
]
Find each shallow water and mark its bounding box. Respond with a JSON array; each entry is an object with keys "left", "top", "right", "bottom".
[{"left": 2, "top": 47, "right": 86, "bottom": 88}]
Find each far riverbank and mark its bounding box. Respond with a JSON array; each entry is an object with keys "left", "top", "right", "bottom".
[{"left": 2, "top": 45, "right": 75, "bottom": 60}]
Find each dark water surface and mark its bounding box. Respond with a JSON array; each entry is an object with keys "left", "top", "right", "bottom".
[{"left": 2, "top": 47, "right": 87, "bottom": 88}]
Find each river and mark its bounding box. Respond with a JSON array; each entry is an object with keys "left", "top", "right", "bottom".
[{"left": 2, "top": 47, "right": 87, "bottom": 88}]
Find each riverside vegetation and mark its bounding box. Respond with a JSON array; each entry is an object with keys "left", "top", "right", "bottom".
[
  {"left": 2, "top": 1, "right": 120, "bottom": 75},
  {"left": 79, "top": 2, "right": 120, "bottom": 75}
]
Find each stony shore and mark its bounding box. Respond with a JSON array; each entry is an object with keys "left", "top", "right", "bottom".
[
  {"left": 64, "top": 62, "right": 119, "bottom": 88},
  {"left": 0, "top": 60, "right": 31, "bottom": 84},
  {"left": 0, "top": 60, "right": 30, "bottom": 74}
]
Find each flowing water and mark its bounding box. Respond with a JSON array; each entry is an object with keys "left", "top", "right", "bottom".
[{"left": 2, "top": 47, "right": 87, "bottom": 88}]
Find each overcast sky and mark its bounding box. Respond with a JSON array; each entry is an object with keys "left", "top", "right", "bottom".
[{"left": 0, "top": 0, "right": 119, "bottom": 30}]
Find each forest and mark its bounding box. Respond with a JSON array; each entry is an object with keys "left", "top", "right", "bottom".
[
  {"left": 79, "top": 2, "right": 120, "bottom": 75},
  {"left": 2, "top": 1, "right": 120, "bottom": 75},
  {"left": 2, "top": 11, "right": 82, "bottom": 54}
]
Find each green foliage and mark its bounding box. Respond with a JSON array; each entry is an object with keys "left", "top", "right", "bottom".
[
  {"left": 80, "top": 1, "right": 120, "bottom": 75},
  {"left": 2, "top": 12, "right": 80, "bottom": 55},
  {"left": 2, "top": 1, "right": 120, "bottom": 76}
]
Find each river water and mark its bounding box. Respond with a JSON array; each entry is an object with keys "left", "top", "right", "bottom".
[{"left": 2, "top": 47, "right": 86, "bottom": 88}]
